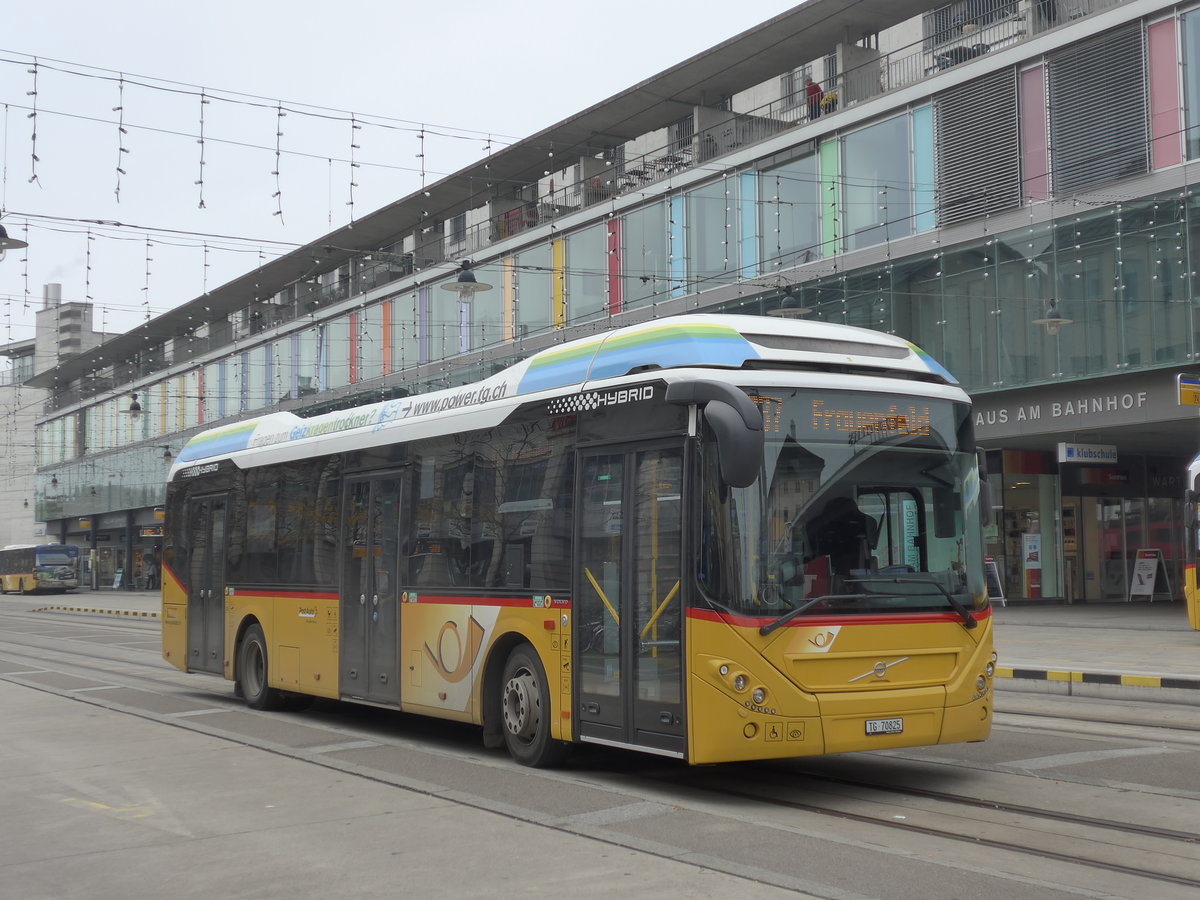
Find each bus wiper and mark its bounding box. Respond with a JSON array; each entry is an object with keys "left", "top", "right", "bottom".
[
  {"left": 847, "top": 576, "right": 977, "bottom": 629},
  {"left": 759, "top": 593, "right": 866, "bottom": 636}
]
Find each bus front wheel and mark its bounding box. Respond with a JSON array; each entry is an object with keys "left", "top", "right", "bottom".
[
  {"left": 499, "top": 645, "right": 567, "bottom": 768},
  {"left": 237, "top": 624, "right": 285, "bottom": 711}
]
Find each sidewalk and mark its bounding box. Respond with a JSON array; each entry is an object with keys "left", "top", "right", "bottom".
[
  {"left": 27, "top": 591, "right": 1200, "bottom": 702},
  {"left": 991, "top": 599, "right": 1200, "bottom": 702}
]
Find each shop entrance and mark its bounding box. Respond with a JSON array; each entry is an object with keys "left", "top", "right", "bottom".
[{"left": 1063, "top": 496, "right": 1181, "bottom": 602}]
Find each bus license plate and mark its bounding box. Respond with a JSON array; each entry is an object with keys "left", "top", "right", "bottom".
[{"left": 865, "top": 717, "right": 903, "bottom": 735}]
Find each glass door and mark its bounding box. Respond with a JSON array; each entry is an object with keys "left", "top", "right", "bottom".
[{"left": 575, "top": 444, "right": 685, "bottom": 756}]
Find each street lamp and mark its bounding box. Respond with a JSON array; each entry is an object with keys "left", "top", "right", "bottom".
[
  {"left": 767, "top": 284, "right": 811, "bottom": 318},
  {"left": 440, "top": 260, "right": 493, "bottom": 301},
  {"left": 0, "top": 223, "right": 28, "bottom": 263},
  {"left": 1033, "top": 298, "right": 1072, "bottom": 337}
]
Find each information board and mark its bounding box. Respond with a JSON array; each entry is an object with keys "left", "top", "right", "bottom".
[
  {"left": 984, "top": 556, "right": 1006, "bottom": 606},
  {"left": 1128, "top": 548, "right": 1170, "bottom": 601}
]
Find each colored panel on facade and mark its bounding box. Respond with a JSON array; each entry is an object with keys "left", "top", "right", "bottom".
[
  {"left": 607, "top": 218, "right": 622, "bottom": 314},
  {"left": 516, "top": 320, "right": 758, "bottom": 394},
  {"left": 1149, "top": 19, "right": 1183, "bottom": 170},
  {"left": 217, "top": 361, "right": 227, "bottom": 419},
  {"left": 382, "top": 302, "right": 393, "bottom": 375},
  {"left": 1019, "top": 66, "right": 1049, "bottom": 202},
  {"left": 819, "top": 139, "right": 840, "bottom": 256},
  {"left": 502, "top": 257, "right": 516, "bottom": 342},
  {"left": 240, "top": 351, "right": 250, "bottom": 412},
  {"left": 197, "top": 367, "right": 206, "bottom": 425},
  {"left": 418, "top": 286, "right": 430, "bottom": 365},
  {"left": 739, "top": 171, "right": 759, "bottom": 279},
  {"left": 552, "top": 238, "right": 566, "bottom": 328},
  {"left": 289, "top": 333, "right": 300, "bottom": 398},
  {"left": 262, "top": 345, "right": 272, "bottom": 405},
  {"left": 912, "top": 105, "right": 936, "bottom": 232},
  {"left": 177, "top": 375, "right": 186, "bottom": 431},
  {"left": 669, "top": 195, "right": 686, "bottom": 298}
]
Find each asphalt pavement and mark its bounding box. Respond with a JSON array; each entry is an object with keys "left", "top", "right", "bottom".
[
  {"left": 27, "top": 589, "right": 1200, "bottom": 704},
  {"left": 5, "top": 589, "right": 1199, "bottom": 898}
]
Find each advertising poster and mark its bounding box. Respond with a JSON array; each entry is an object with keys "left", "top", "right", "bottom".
[{"left": 1022, "top": 533, "right": 1041, "bottom": 598}]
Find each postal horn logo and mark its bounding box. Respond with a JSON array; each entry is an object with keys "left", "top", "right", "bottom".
[{"left": 424, "top": 616, "right": 486, "bottom": 683}]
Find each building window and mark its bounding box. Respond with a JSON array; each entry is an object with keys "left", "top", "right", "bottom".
[{"left": 841, "top": 115, "right": 913, "bottom": 251}]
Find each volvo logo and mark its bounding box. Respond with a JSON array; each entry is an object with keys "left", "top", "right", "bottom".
[{"left": 849, "top": 656, "right": 910, "bottom": 683}]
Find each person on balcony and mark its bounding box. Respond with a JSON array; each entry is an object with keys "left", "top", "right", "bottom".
[{"left": 804, "top": 75, "right": 823, "bottom": 120}]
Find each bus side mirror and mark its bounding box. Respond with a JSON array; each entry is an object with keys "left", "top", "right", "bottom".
[
  {"left": 666, "top": 380, "right": 763, "bottom": 489},
  {"left": 976, "top": 448, "right": 994, "bottom": 527}
]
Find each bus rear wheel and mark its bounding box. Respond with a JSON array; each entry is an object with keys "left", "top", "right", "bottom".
[
  {"left": 237, "top": 624, "right": 285, "bottom": 711},
  {"left": 499, "top": 645, "right": 567, "bottom": 768}
]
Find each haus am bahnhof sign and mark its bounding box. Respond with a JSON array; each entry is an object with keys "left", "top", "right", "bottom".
[{"left": 973, "top": 371, "right": 1194, "bottom": 442}]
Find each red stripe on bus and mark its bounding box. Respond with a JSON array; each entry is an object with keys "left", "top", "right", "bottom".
[
  {"left": 229, "top": 589, "right": 340, "bottom": 601},
  {"left": 687, "top": 605, "right": 992, "bottom": 628},
  {"left": 405, "top": 593, "right": 571, "bottom": 609}
]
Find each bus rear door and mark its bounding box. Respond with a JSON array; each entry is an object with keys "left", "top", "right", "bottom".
[
  {"left": 339, "top": 475, "right": 403, "bottom": 705},
  {"left": 186, "top": 494, "right": 228, "bottom": 675},
  {"left": 575, "top": 444, "right": 685, "bottom": 757}
]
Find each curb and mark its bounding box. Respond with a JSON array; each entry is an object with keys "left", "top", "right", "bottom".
[
  {"left": 995, "top": 665, "right": 1200, "bottom": 692},
  {"left": 35, "top": 606, "right": 159, "bottom": 619}
]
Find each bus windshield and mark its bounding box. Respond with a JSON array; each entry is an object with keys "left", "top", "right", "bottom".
[
  {"left": 35, "top": 547, "right": 78, "bottom": 567},
  {"left": 698, "top": 388, "right": 987, "bottom": 618}
]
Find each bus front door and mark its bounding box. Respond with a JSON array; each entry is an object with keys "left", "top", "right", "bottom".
[
  {"left": 340, "top": 476, "right": 403, "bottom": 705},
  {"left": 186, "top": 494, "right": 227, "bottom": 676},
  {"left": 575, "top": 445, "right": 685, "bottom": 758}
]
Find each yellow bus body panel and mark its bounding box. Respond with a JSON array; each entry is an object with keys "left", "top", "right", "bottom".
[
  {"left": 163, "top": 570, "right": 572, "bottom": 741},
  {"left": 687, "top": 612, "right": 994, "bottom": 765},
  {"left": 161, "top": 569, "right": 188, "bottom": 671},
  {"left": 398, "top": 598, "right": 572, "bottom": 741},
  {"left": 1186, "top": 564, "right": 1200, "bottom": 630},
  {"left": 224, "top": 590, "right": 340, "bottom": 699}
]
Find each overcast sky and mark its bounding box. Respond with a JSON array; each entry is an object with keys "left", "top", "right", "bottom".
[{"left": 0, "top": 0, "right": 801, "bottom": 353}]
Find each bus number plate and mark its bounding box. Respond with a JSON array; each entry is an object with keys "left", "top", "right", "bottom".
[{"left": 865, "top": 717, "right": 903, "bottom": 735}]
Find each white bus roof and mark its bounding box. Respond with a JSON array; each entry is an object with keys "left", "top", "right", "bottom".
[{"left": 171, "top": 314, "right": 960, "bottom": 475}]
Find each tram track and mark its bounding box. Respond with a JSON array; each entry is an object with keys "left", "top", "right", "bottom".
[
  {"left": 644, "top": 763, "right": 1200, "bottom": 891},
  {"left": 6, "top": 608, "right": 1200, "bottom": 897}
]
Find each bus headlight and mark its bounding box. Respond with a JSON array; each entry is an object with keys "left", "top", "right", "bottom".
[
  {"left": 984, "top": 661, "right": 995, "bottom": 678},
  {"left": 976, "top": 675, "right": 987, "bottom": 693},
  {"left": 751, "top": 687, "right": 767, "bottom": 705},
  {"left": 733, "top": 674, "right": 747, "bottom": 692}
]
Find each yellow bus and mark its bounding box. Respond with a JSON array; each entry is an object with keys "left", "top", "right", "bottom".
[
  {"left": 0, "top": 543, "right": 81, "bottom": 594},
  {"left": 1183, "top": 454, "right": 1200, "bottom": 629},
  {"left": 162, "top": 315, "right": 997, "bottom": 766}
]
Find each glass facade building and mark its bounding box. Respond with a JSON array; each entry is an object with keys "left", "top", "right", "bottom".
[{"left": 31, "top": 0, "right": 1199, "bottom": 600}]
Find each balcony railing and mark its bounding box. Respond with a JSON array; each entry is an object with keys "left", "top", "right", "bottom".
[{"left": 443, "top": 0, "right": 1130, "bottom": 256}]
